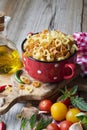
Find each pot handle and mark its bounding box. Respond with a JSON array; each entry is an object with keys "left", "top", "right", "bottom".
[{"left": 64, "top": 63, "right": 75, "bottom": 80}]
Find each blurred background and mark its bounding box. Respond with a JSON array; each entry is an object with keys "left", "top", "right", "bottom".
[{"left": 0, "top": 0, "right": 86, "bottom": 54}]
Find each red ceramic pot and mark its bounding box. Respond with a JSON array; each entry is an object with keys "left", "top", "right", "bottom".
[{"left": 21, "top": 39, "right": 77, "bottom": 83}]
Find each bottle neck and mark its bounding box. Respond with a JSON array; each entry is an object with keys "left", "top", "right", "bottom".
[
  {"left": 0, "top": 11, "right": 7, "bottom": 38},
  {"left": 0, "top": 22, "right": 7, "bottom": 38},
  {"left": 0, "top": 23, "right": 4, "bottom": 31},
  {"left": 0, "top": 11, "right": 4, "bottom": 29}
]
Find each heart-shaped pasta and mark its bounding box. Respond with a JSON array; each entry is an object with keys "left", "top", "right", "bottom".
[{"left": 23, "top": 30, "right": 78, "bottom": 62}]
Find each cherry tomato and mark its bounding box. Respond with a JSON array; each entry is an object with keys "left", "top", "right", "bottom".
[
  {"left": 57, "top": 98, "right": 70, "bottom": 107},
  {"left": 46, "top": 123, "right": 60, "bottom": 130},
  {"left": 0, "top": 121, "right": 6, "bottom": 130},
  {"left": 38, "top": 99, "right": 53, "bottom": 112},
  {"left": 60, "top": 120, "right": 72, "bottom": 130},
  {"left": 66, "top": 108, "right": 80, "bottom": 123},
  {"left": 51, "top": 102, "right": 68, "bottom": 121}
]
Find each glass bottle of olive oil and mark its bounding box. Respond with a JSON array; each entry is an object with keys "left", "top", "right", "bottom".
[{"left": 0, "top": 11, "right": 22, "bottom": 74}]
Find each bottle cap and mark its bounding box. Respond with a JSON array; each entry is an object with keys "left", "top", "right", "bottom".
[{"left": 0, "top": 11, "right": 5, "bottom": 31}]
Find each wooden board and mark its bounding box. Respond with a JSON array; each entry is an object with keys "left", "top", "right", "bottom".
[{"left": 0, "top": 67, "right": 79, "bottom": 115}]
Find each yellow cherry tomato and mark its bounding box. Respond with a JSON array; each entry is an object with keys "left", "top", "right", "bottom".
[
  {"left": 66, "top": 108, "right": 80, "bottom": 123},
  {"left": 51, "top": 102, "right": 68, "bottom": 121}
]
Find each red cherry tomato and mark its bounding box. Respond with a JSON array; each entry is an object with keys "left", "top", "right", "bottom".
[
  {"left": 61, "top": 98, "right": 70, "bottom": 106},
  {"left": 57, "top": 97, "right": 70, "bottom": 107},
  {"left": 60, "top": 120, "right": 72, "bottom": 130},
  {"left": 38, "top": 99, "right": 53, "bottom": 112},
  {"left": 0, "top": 121, "right": 6, "bottom": 130},
  {"left": 47, "top": 123, "right": 60, "bottom": 130}
]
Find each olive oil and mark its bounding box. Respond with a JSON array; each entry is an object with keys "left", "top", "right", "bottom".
[
  {"left": 0, "top": 11, "right": 22, "bottom": 74},
  {"left": 0, "top": 45, "right": 22, "bottom": 74}
]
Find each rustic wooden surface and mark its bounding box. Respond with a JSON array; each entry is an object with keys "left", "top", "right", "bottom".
[
  {"left": 0, "top": 68, "right": 79, "bottom": 115},
  {"left": 0, "top": 0, "right": 87, "bottom": 130}
]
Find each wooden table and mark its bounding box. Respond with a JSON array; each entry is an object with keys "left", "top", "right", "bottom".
[{"left": 0, "top": 0, "right": 87, "bottom": 130}]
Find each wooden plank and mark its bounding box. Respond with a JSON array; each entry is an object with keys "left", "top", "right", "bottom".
[
  {"left": 82, "top": 0, "right": 87, "bottom": 31},
  {"left": 51, "top": 0, "right": 83, "bottom": 34},
  {"left": 0, "top": 68, "right": 79, "bottom": 115},
  {"left": 0, "top": 0, "right": 84, "bottom": 130},
  {"left": 0, "top": 0, "right": 8, "bottom": 10},
  {"left": 0, "top": 0, "right": 83, "bottom": 53}
]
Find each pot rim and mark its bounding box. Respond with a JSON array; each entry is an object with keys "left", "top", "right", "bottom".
[{"left": 21, "top": 38, "right": 77, "bottom": 64}]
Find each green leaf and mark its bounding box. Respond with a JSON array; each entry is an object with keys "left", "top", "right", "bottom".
[
  {"left": 58, "top": 85, "right": 78, "bottom": 102},
  {"left": 69, "top": 85, "right": 78, "bottom": 95},
  {"left": 76, "top": 112, "right": 87, "bottom": 124},
  {"left": 29, "top": 114, "right": 37, "bottom": 129},
  {"left": 65, "top": 85, "right": 69, "bottom": 92},
  {"left": 35, "top": 118, "right": 52, "bottom": 130},
  {"left": 21, "top": 118, "right": 29, "bottom": 130},
  {"left": 84, "top": 124, "right": 87, "bottom": 130},
  {"left": 21, "top": 114, "right": 52, "bottom": 130},
  {"left": 57, "top": 94, "right": 69, "bottom": 101},
  {"left": 58, "top": 86, "right": 70, "bottom": 101},
  {"left": 58, "top": 88, "right": 65, "bottom": 94},
  {"left": 76, "top": 112, "right": 87, "bottom": 130},
  {"left": 70, "top": 96, "right": 87, "bottom": 111}
]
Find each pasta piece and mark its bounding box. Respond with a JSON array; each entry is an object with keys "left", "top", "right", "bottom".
[
  {"left": 23, "top": 30, "right": 78, "bottom": 62},
  {"left": 20, "top": 75, "right": 31, "bottom": 84},
  {"left": 32, "top": 81, "right": 41, "bottom": 88},
  {"left": 25, "top": 86, "right": 33, "bottom": 93},
  {"left": 19, "top": 84, "right": 25, "bottom": 90}
]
